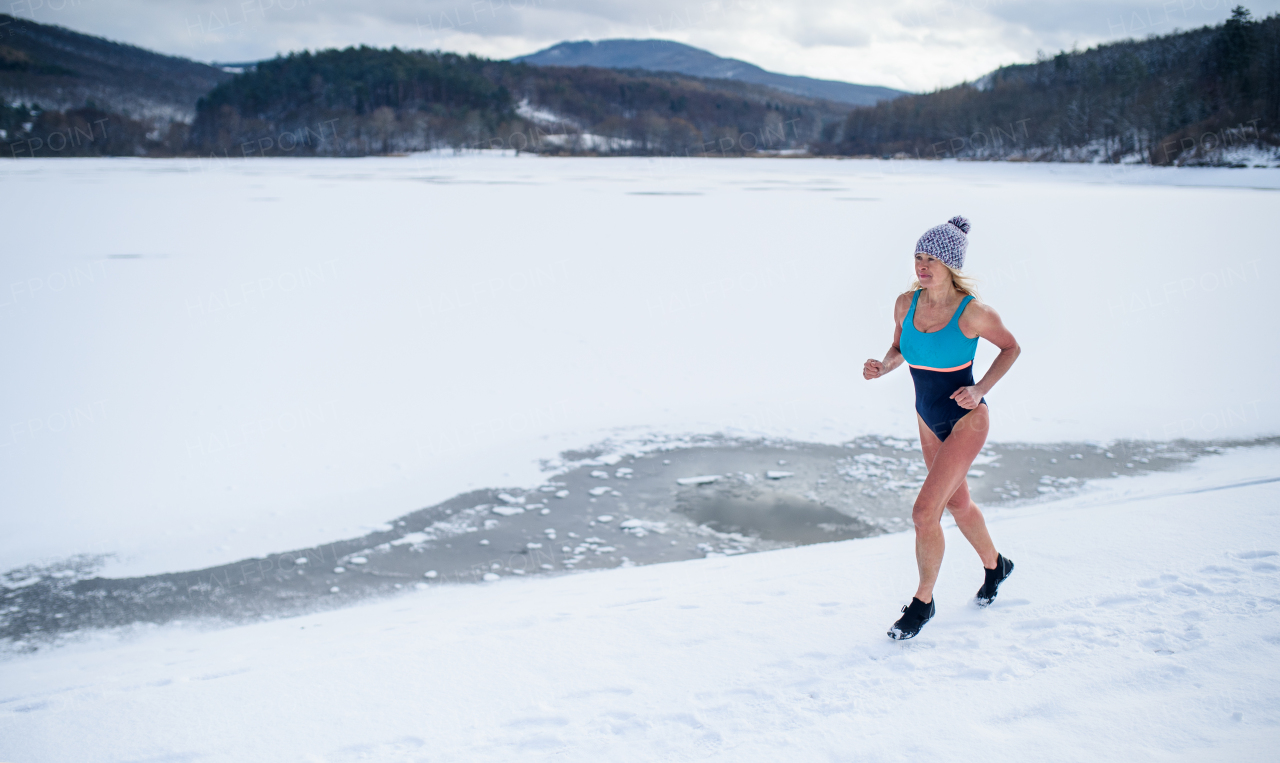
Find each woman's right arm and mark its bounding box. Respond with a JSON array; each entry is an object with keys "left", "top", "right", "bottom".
[{"left": 863, "top": 293, "right": 910, "bottom": 380}]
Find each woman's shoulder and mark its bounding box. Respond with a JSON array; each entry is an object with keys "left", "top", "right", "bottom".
[
  {"left": 958, "top": 297, "right": 1002, "bottom": 333},
  {"left": 893, "top": 290, "right": 916, "bottom": 316},
  {"left": 959, "top": 295, "right": 994, "bottom": 317}
]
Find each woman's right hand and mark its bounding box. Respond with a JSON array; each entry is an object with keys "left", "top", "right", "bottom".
[{"left": 863, "top": 359, "right": 884, "bottom": 380}]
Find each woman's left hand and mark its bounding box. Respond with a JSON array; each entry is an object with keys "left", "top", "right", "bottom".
[{"left": 950, "top": 385, "right": 983, "bottom": 410}]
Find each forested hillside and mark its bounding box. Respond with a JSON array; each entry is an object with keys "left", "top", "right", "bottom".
[
  {"left": 187, "top": 46, "right": 848, "bottom": 157},
  {"left": 819, "top": 7, "right": 1279, "bottom": 165},
  {"left": 4, "top": 8, "right": 1276, "bottom": 163},
  {"left": 0, "top": 12, "right": 230, "bottom": 155}
]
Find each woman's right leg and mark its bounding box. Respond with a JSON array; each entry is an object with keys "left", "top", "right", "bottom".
[
  {"left": 912, "top": 407, "right": 992, "bottom": 602},
  {"left": 919, "top": 413, "right": 998, "bottom": 567}
]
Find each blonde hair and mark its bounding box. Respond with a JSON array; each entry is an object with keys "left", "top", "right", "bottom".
[{"left": 910, "top": 262, "right": 981, "bottom": 300}]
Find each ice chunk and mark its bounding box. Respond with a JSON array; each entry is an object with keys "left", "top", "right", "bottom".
[
  {"left": 967, "top": 470, "right": 985, "bottom": 477},
  {"left": 765, "top": 470, "right": 793, "bottom": 479},
  {"left": 348, "top": 556, "right": 368, "bottom": 564},
  {"left": 479, "top": 539, "right": 490, "bottom": 545},
  {"left": 590, "top": 470, "right": 610, "bottom": 479},
  {"left": 597, "top": 515, "right": 614, "bottom": 522},
  {"left": 677, "top": 475, "right": 720, "bottom": 486},
  {"left": 527, "top": 542, "right": 543, "bottom": 549},
  {"left": 424, "top": 570, "right": 438, "bottom": 578},
  {"left": 497, "top": 492, "right": 524, "bottom": 504},
  {"left": 294, "top": 557, "right": 308, "bottom": 565},
  {"left": 588, "top": 486, "right": 611, "bottom": 496},
  {"left": 333, "top": 566, "right": 345, "bottom": 573},
  {"left": 482, "top": 572, "right": 500, "bottom": 582},
  {"left": 329, "top": 586, "right": 340, "bottom": 593},
  {"left": 618, "top": 518, "right": 669, "bottom": 537},
  {"left": 554, "top": 490, "right": 569, "bottom": 498},
  {"left": 492, "top": 506, "right": 525, "bottom": 516}
]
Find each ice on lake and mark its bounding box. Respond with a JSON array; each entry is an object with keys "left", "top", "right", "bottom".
[{"left": 2, "top": 153, "right": 1277, "bottom": 579}]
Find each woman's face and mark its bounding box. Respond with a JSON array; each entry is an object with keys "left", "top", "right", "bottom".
[{"left": 914, "top": 252, "right": 951, "bottom": 288}]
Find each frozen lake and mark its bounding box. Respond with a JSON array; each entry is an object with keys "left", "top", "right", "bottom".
[{"left": 2, "top": 154, "right": 1278, "bottom": 578}]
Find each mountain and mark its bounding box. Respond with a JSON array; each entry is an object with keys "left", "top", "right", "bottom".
[
  {"left": 0, "top": 13, "right": 231, "bottom": 125},
  {"left": 514, "top": 39, "right": 906, "bottom": 107},
  {"left": 818, "top": 8, "right": 1280, "bottom": 166},
  {"left": 188, "top": 46, "right": 853, "bottom": 157}
]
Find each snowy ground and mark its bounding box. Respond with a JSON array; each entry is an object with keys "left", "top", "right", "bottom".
[
  {"left": 2, "top": 445, "right": 1277, "bottom": 762},
  {"left": 2, "top": 154, "right": 1278, "bottom": 579}
]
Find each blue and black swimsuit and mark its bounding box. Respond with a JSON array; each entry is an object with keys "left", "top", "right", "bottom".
[{"left": 899, "top": 289, "right": 986, "bottom": 441}]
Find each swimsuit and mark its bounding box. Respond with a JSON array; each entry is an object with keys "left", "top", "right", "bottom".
[{"left": 899, "top": 289, "right": 986, "bottom": 441}]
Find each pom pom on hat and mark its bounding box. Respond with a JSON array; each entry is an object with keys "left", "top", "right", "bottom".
[{"left": 947, "top": 215, "right": 971, "bottom": 234}]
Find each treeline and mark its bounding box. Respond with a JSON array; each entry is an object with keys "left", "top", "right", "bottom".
[
  {"left": 186, "top": 46, "right": 845, "bottom": 157},
  {"left": 1, "top": 102, "right": 188, "bottom": 157},
  {"left": 818, "top": 7, "right": 1279, "bottom": 165}
]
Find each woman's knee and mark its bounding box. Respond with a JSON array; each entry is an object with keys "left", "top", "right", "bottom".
[
  {"left": 947, "top": 499, "right": 982, "bottom": 523},
  {"left": 912, "top": 500, "right": 943, "bottom": 530}
]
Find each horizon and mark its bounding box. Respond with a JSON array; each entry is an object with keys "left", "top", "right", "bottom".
[{"left": 5, "top": 1, "right": 1276, "bottom": 93}]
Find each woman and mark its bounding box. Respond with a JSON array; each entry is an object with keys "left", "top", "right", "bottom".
[{"left": 863, "top": 215, "right": 1021, "bottom": 640}]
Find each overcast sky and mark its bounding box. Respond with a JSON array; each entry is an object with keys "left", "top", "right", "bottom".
[{"left": 13, "top": 0, "right": 1276, "bottom": 91}]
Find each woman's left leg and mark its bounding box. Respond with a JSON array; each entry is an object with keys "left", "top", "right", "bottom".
[
  {"left": 912, "top": 404, "right": 990, "bottom": 604},
  {"left": 944, "top": 477, "right": 998, "bottom": 570}
]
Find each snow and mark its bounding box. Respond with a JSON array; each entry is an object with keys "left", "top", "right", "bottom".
[
  {"left": 677, "top": 475, "right": 722, "bottom": 486},
  {"left": 1, "top": 154, "right": 1278, "bottom": 579},
  {"left": 2, "top": 446, "right": 1277, "bottom": 761}
]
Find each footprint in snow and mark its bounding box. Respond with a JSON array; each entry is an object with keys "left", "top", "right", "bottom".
[
  {"left": 1236, "top": 550, "right": 1279, "bottom": 559},
  {"left": 1199, "top": 565, "right": 1242, "bottom": 575}
]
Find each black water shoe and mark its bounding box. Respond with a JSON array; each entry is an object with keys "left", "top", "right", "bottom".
[
  {"left": 975, "top": 554, "right": 1014, "bottom": 607},
  {"left": 887, "top": 597, "right": 935, "bottom": 640}
]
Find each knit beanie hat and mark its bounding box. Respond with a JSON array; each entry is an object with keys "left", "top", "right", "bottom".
[{"left": 914, "top": 215, "right": 971, "bottom": 270}]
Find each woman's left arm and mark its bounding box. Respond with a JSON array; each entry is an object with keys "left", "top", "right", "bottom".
[{"left": 951, "top": 303, "right": 1021, "bottom": 410}]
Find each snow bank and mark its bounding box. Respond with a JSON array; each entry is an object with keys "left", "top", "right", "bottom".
[{"left": 1, "top": 446, "right": 1277, "bottom": 761}]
